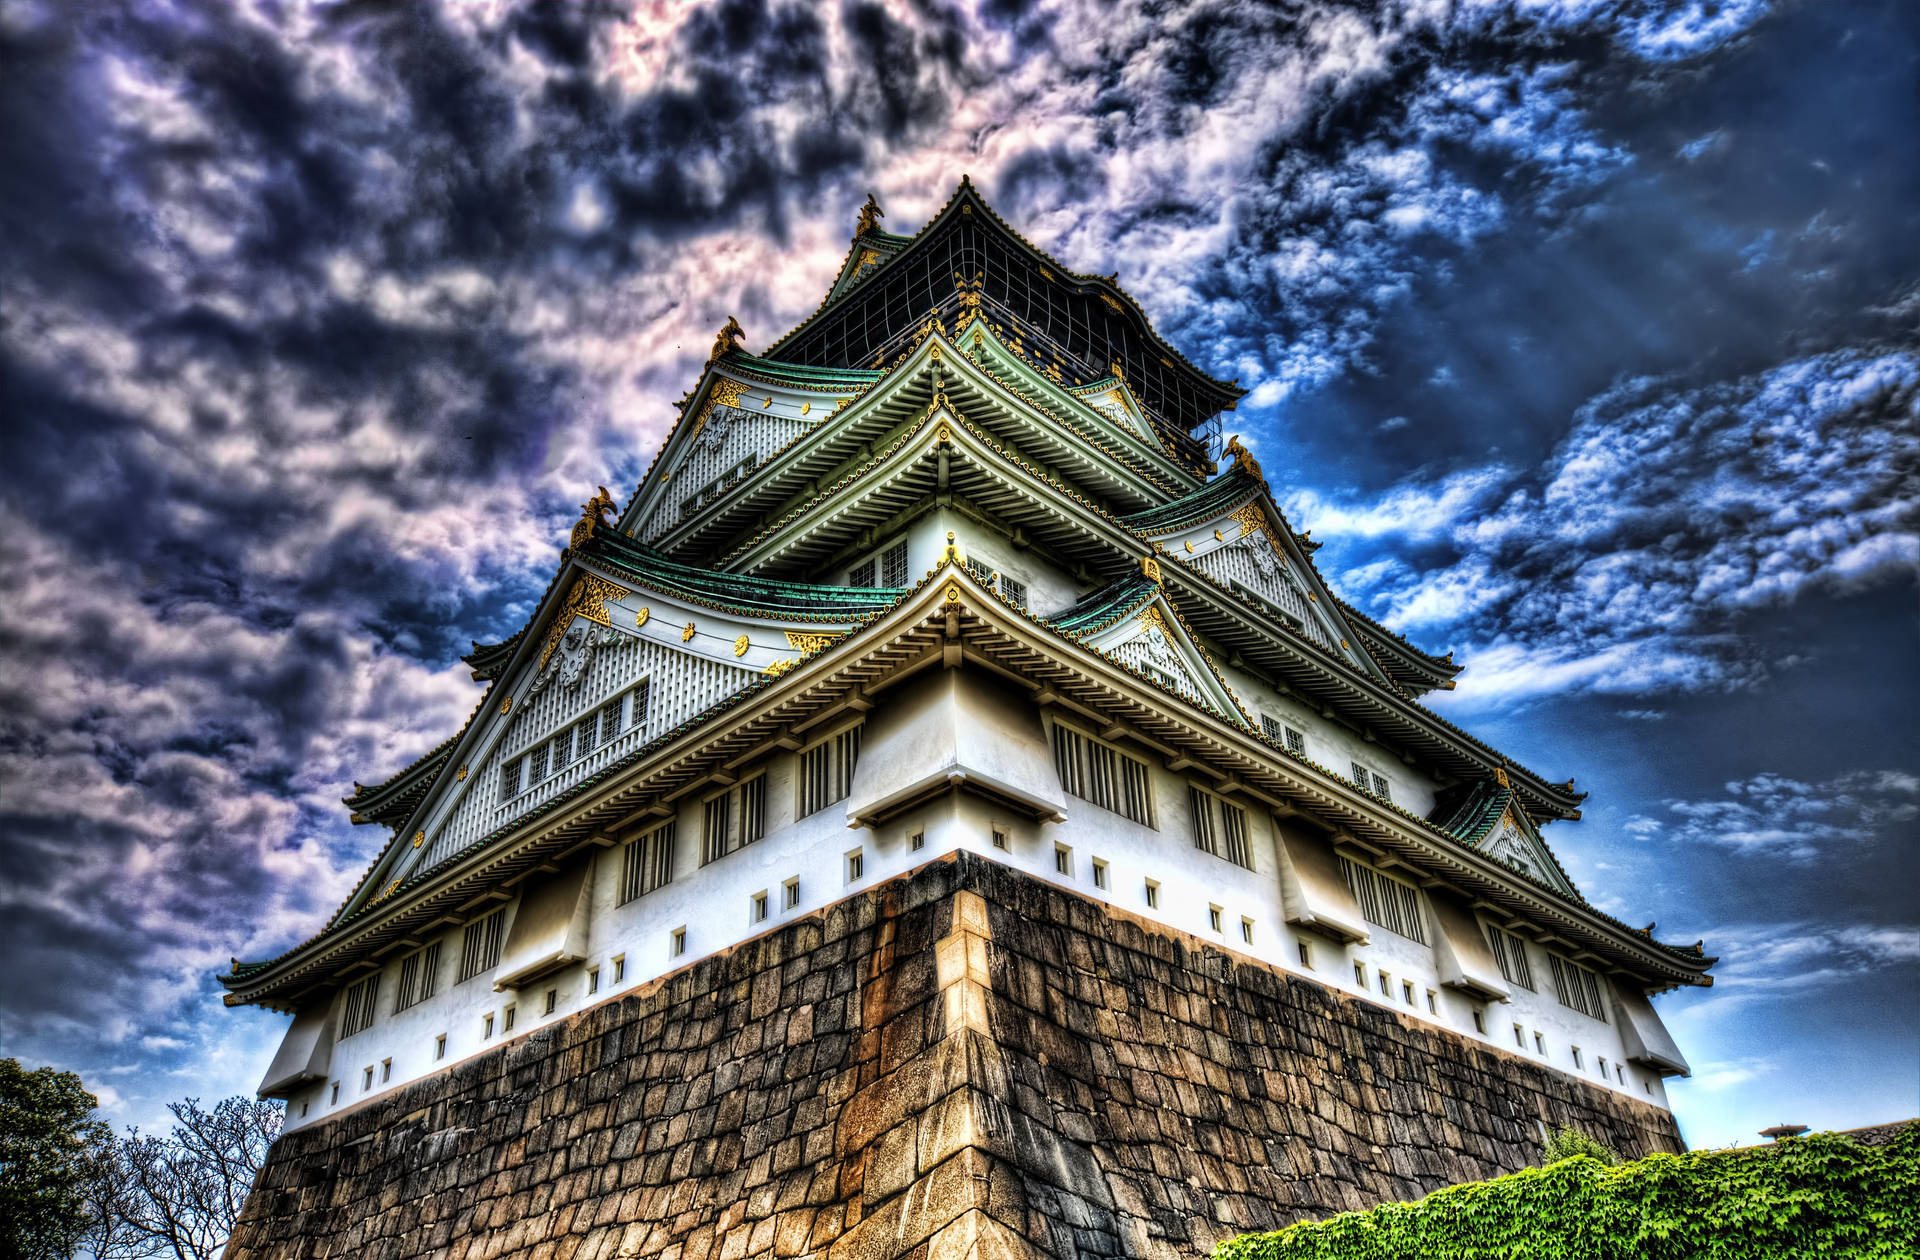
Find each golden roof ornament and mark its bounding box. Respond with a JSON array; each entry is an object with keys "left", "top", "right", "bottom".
[
  {"left": 570, "top": 484, "right": 617, "bottom": 551},
  {"left": 1224, "top": 434, "right": 1266, "bottom": 485},
  {"left": 709, "top": 315, "right": 745, "bottom": 363},
  {"left": 855, "top": 193, "right": 884, "bottom": 237}
]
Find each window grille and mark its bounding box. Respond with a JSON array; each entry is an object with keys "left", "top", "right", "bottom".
[
  {"left": 849, "top": 559, "right": 876, "bottom": 586},
  {"left": 1487, "top": 926, "right": 1535, "bottom": 991},
  {"left": 551, "top": 725, "right": 573, "bottom": 770},
  {"left": 1287, "top": 727, "right": 1306, "bottom": 757},
  {"left": 881, "top": 540, "right": 909, "bottom": 586},
  {"left": 1262, "top": 715, "right": 1307, "bottom": 757},
  {"left": 629, "top": 678, "right": 651, "bottom": 731},
  {"left": 1350, "top": 761, "right": 1370, "bottom": 791},
  {"left": 395, "top": 941, "right": 442, "bottom": 1012},
  {"left": 1337, "top": 857, "right": 1427, "bottom": 944},
  {"left": 529, "top": 742, "right": 550, "bottom": 784},
  {"left": 799, "top": 726, "right": 862, "bottom": 817},
  {"left": 739, "top": 774, "right": 766, "bottom": 846},
  {"left": 1548, "top": 954, "right": 1609, "bottom": 1022},
  {"left": 1371, "top": 771, "right": 1391, "bottom": 802},
  {"left": 1000, "top": 576, "right": 1027, "bottom": 609},
  {"left": 1050, "top": 723, "right": 1154, "bottom": 827},
  {"left": 701, "top": 792, "right": 734, "bottom": 865},
  {"left": 619, "top": 821, "right": 676, "bottom": 904},
  {"left": 500, "top": 759, "right": 522, "bottom": 802},
  {"left": 1187, "top": 785, "right": 1250, "bottom": 868},
  {"left": 339, "top": 975, "right": 380, "bottom": 1040},
  {"left": 457, "top": 909, "right": 505, "bottom": 982},
  {"left": 846, "top": 850, "right": 863, "bottom": 882},
  {"left": 964, "top": 557, "right": 992, "bottom": 583}
]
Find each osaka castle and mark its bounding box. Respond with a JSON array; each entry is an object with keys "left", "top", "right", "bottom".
[{"left": 220, "top": 180, "right": 1713, "bottom": 1257}]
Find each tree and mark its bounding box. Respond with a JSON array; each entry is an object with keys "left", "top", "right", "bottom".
[
  {"left": 86, "top": 1097, "right": 283, "bottom": 1260},
  {"left": 0, "top": 1058, "right": 113, "bottom": 1260},
  {"left": 1541, "top": 1124, "right": 1621, "bottom": 1166}
]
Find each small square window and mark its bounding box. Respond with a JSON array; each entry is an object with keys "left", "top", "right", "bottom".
[
  {"left": 587, "top": 968, "right": 600, "bottom": 995},
  {"left": 1402, "top": 981, "right": 1414, "bottom": 1005},
  {"left": 1208, "top": 905, "right": 1223, "bottom": 933},
  {"left": 1572, "top": 1047, "right": 1584, "bottom": 1070},
  {"left": 909, "top": 830, "right": 925, "bottom": 852},
  {"left": 612, "top": 955, "right": 626, "bottom": 983},
  {"left": 1598, "top": 1056, "right": 1609, "bottom": 1078},
  {"left": 1144, "top": 880, "right": 1159, "bottom": 909},
  {"left": 671, "top": 928, "right": 686, "bottom": 957},
  {"left": 846, "top": 850, "right": 864, "bottom": 883},
  {"left": 381, "top": 1059, "right": 392, "bottom": 1084},
  {"left": 784, "top": 878, "right": 800, "bottom": 909},
  {"left": 752, "top": 892, "right": 769, "bottom": 923},
  {"left": 503, "top": 1006, "right": 516, "bottom": 1033},
  {"left": 1471, "top": 1009, "right": 1486, "bottom": 1034},
  {"left": 1616, "top": 1065, "right": 1626, "bottom": 1084},
  {"left": 434, "top": 1035, "right": 447, "bottom": 1061},
  {"left": 1054, "top": 845, "right": 1072, "bottom": 876},
  {"left": 1297, "top": 941, "right": 1313, "bottom": 970},
  {"left": 991, "top": 827, "right": 1009, "bottom": 851},
  {"left": 1092, "top": 859, "right": 1108, "bottom": 889},
  {"left": 544, "top": 988, "right": 557, "bottom": 1016},
  {"left": 1240, "top": 918, "right": 1254, "bottom": 945},
  {"left": 1378, "top": 970, "right": 1391, "bottom": 997},
  {"left": 484, "top": 1013, "right": 495, "bottom": 1039}
]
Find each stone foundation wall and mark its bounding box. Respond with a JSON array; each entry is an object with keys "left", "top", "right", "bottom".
[{"left": 227, "top": 853, "right": 1683, "bottom": 1260}]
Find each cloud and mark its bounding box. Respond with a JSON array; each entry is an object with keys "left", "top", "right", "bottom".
[
  {"left": 1636, "top": 770, "right": 1920, "bottom": 863},
  {"left": 1301, "top": 349, "right": 1920, "bottom": 705}
]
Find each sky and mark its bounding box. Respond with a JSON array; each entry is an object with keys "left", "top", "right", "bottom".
[{"left": 0, "top": 0, "right": 1914, "bottom": 1154}]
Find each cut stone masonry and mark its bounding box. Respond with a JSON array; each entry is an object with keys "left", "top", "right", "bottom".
[{"left": 226, "top": 853, "right": 1683, "bottom": 1260}]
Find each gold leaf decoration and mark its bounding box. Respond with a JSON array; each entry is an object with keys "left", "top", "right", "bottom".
[
  {"left": 785, "top": 631, "right": 842, "bottom": 654},
  {"left": 539, "top": 572, "right": 632, "bottom": 669},
  {"left": 682, "top": 622, "right": 696, "bottom": 643},
  {"left": 733, "top": 634, "right": 750, "bottom": 657}
]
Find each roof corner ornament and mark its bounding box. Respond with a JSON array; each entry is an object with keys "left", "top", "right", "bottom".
[
  {"left": 709, "top": 314, "right": 745, "bottom": 363},
  {"left": 1224, "top": 434, "right": 1267, "bottom": 485},
  {"left": 570, "top": 484, "right": 617, "bottom": 551},
  {"left": 1141, "top": 553, "right": 1162, "bottom": 584},
  {"left": 1493, "top": 763, "right": 1511, "bottom": 788},
  {"left": 855, "top": 193, "right": 884, "bottom": 237}
]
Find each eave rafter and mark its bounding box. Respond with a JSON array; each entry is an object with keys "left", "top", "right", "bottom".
[{"left": 223, "top": 563, "right": 1709, "bottom": 1012}]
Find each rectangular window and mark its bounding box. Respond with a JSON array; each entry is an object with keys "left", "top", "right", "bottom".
[
  {"left": 483, "top": 1013, "right": 495, "bottom": 1039},
  {"left": 500, "top": 758, "right": 522, "bottom": 802},
  {"left": 1091, "top": 859, "right": 1108, "bottom": 889},
  {"left": 1350, "top": 761, "right": 1372, "bottom": 793},
  {"left": 1286, "top": 726, "right": 1306, "bottom": 757},
  {"left": 612, "top": 955, "right": 625, "bottom": 983},
  {"left": 551, "top": 725, "right": 574, "bottom": 770},
  {"left": 1378, "top": 970, "right": 1391, "bottom": 998},
  {"left": 738, "top": 774, "right": 767, "bottom": 847},
  {"left": 1572, "top": 1047, "right": 1584, "bottom": 1070},
  {"left": 670, "top": 928, "right": 686, "bottom": 958},
  {"left": 799, "top": 726, "right": 862, "bottom": 818},
  {"left": 1534, "top": 1031, "right": 1546, "bottom": 1055},
  {"left": 964, "top": 557, "right": 993, "bottom": 584},
  {"left": 1426, "top": 990, "right": 1438, "bottom": 1015},
  {"left": 628, "top": 678, "right": 652, "bottom": 732},
  {"left": 1000, "top": 576, "right": 1028, "bottom": 609},
  {"left": 1051, "top": 723, "right": 1155, "bottom": 827},
  {"left": 1208, "top": 905, "right": 1223, "bottom": 933},
  {"left": 1187, "top": 785, "right": 1251, "bottom": 868},
  {"left": 1260, "top": 716, "right": 1307, "bottom": 758},
  {"left": 991, "top": 827, "right": 1009, "bottom": 851},
  {"left": 1472, "top": 1009, "right": 1486, "bottom": 1034},
  {"left": 1371, "top": 772, "right": 1391, "bottom": 802},
  {"left": 457, "top": 909, "right": 506, "bottom": 982},
  {"left": 1487, "top": 926, "right": 1536, "bottom": 991},
  {"left": 619, "top": 821, "right": 676, "bottom": 904},
  {"left": 1337, "top": 857, "right": 1427, "bottom": 944},
  {"left": 529, "top": 741, "right": 550, "bottom": 784},
  {"left": 1241, "top": 918, "right": 1255, "bottom": 945},
  {"left": 381, "top": 1059, "right": 392, "bottom": 1084},
  {"left": 1144, "top": 880, "right": 1159, "bottom": 909},
  {"left": 1355, "top": 961, "right": 1368, "bottom": 987},
  {"left": 1616, "top": 1065, "right": 1626, "bottom": 1084},
  {"left": 1054, "top": 845, "right": 1072, "bottom": 876},
  {"left": 543, "top": 988, "right": 557, "bottom": 1016},
  {"left": 587, "top": 968, "right": 600, "bottom": 996},
  {"left": 1548, "top": 954, "right": 1610, "bottom": 1023},
  {"left": 881, "top": 540, "right": 909, "bottom": 587},
  {"left": 849, "top": 559, "right": 876, "bottom": 587},
  {"left": 1298, "top": 941, "right": 1313, "bottom": 970},
  {"left": 845, "top": 850, "right": 863, "bottom": 883},
  {"left": 1402, "top": 980, "right": 1415, "bottom": 1005},
  {"left": 339, "top": 974, "right": 381, "bottom": 1040},
  {"left": 752, "top": 892, "right": 769, "bottom": 923},
  {"left": 363, "top": 1067, "right": 374, "bottom": 1091},
  {"left": 1599, "top": 1056, "right": 1609, "bottom": 1078},
  {"left": 395, "top": 941, "right": 442, "bottom": 1012},
  {"left": 503, "top": 1006, "right": 516, "bottom": 1033},
  {"left": 330, "top": 1083, "right": 339, "bottom": 1105},
  {"left": 783, "top": 878, "right": 800, "bottom": 910},
  {"left": 909, "top": 830, "right": 925, "bottom": 852},
  {"left": 1514, "top": 1023, "right": 1525, "bottom": 1048},
  {"left": 701, "top": 791, "right": 733, "bottom": 865},
  {"left": 434, "top": 1034, "right": 447, "bottom": 1061}
]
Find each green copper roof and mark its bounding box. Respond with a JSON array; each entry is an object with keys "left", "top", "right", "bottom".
[
  {"left": 583, "top": 529, "right": 903, "bottom": 616},
  {"left": 1047, "top": 573, "right": 1160, "bottom": 636},
  {"left": 718, "top": 350, "right": 883, "bottom": 389},
  {"left": 1429, "top": 777, "right": 1512, "bottom": 845},
  {"left": 343, "top": 732, "right": 458, "bottom": 826},
  {"left": 1119, "top": 468, "right": 1262, "bottom": 534}
]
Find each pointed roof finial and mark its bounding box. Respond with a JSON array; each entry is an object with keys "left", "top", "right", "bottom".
[
  {"left": 1224, "top": 434, "right": 1266, "bottom": 485},
  {"left": 570, "top": 484, "right": 618, "bottom": 551},
  {"left": 709, "top": 314, "right": 745, "bottom": 363},
  {"left": 855, "top": 193, "right": 884, "bottom": 237}
]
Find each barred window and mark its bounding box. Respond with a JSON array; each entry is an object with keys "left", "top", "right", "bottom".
[
  {"left": 500, "top": 758, "right": 522, "bottom": 802},
  {"left": 339, "top": 974, "right": 381, "bottom": 1040},
  {"left": 1051, "top": 723, "right": 1154, "bottom": 827},
  {"left": 1000, "top": 576, "right": 1027, "bottom": 609},
  {"left": 551, "top": 725, "right": 574, "bottom": 769},
  {"left": 619, "top": 821, "right": 676, "bottom": 904},
  {"left": 1371, "top": 772, "right": 1391, "bottom": 802},
  {"left": 394, "top": 941, "right": 442, "bottom": 1012},
  {"left": 592, "top": 694, "right": 621, "bottom": 746},
  {"left": 1338, "top": 857, "right": 1427, "bottom": 944},
  {"left": 1549, "top": 954, "right": 1610, "bottom": 1023},
  {"left": 739, "top": 774, "right": 766, "bottom": 846},
  {"left": 529, "top": 742, "right": 550, "bottom": 784},
  {"left": 1187, "top": 785, "right": 1251, "bottom": 869},
  {"left": 881, "top": 540, "right": 909, "bottom": 586},
  {"left": 1263, "top": 715, "right": 1306, "bottom": 757},
  {"left": 1350, "top": 761, "right": 1370, "bottom": 791},
  {"left": 799, "top": 726, "right": 862, "bottom": 818},
  {"left": 849, "top": 559, "right": 876, "bottom": 586},
  {"left": 964, "top": 557, "right": 992, "bottom": 583},
  {"left": 1487, "top": 925, "right": 1535, "bottom": 991},
  {"left": 457, "top": 909, "right": 505, "bottom": 982},
  {"left": 700, "top": 791, "right": 734, "bottom": 865},
  {"left": 1287, "top": 726, "right": 1306, "bottom": 757}
]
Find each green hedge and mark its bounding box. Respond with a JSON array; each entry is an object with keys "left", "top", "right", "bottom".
[{"left": 1214, "top": 1126, "right": 1918, "bottom": 1260}]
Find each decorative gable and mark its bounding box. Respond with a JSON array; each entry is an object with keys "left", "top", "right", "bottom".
[
  {"left": 1480, "top": 806, "right": 1578, "bottom": 899},
  {"left": 1063, "top": 581, "right": 1249, "bottom": 726}
]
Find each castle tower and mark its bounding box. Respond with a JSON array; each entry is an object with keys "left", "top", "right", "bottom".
[{"left": 221, "top": 181, "right": 1712, "bottom": 1259}]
